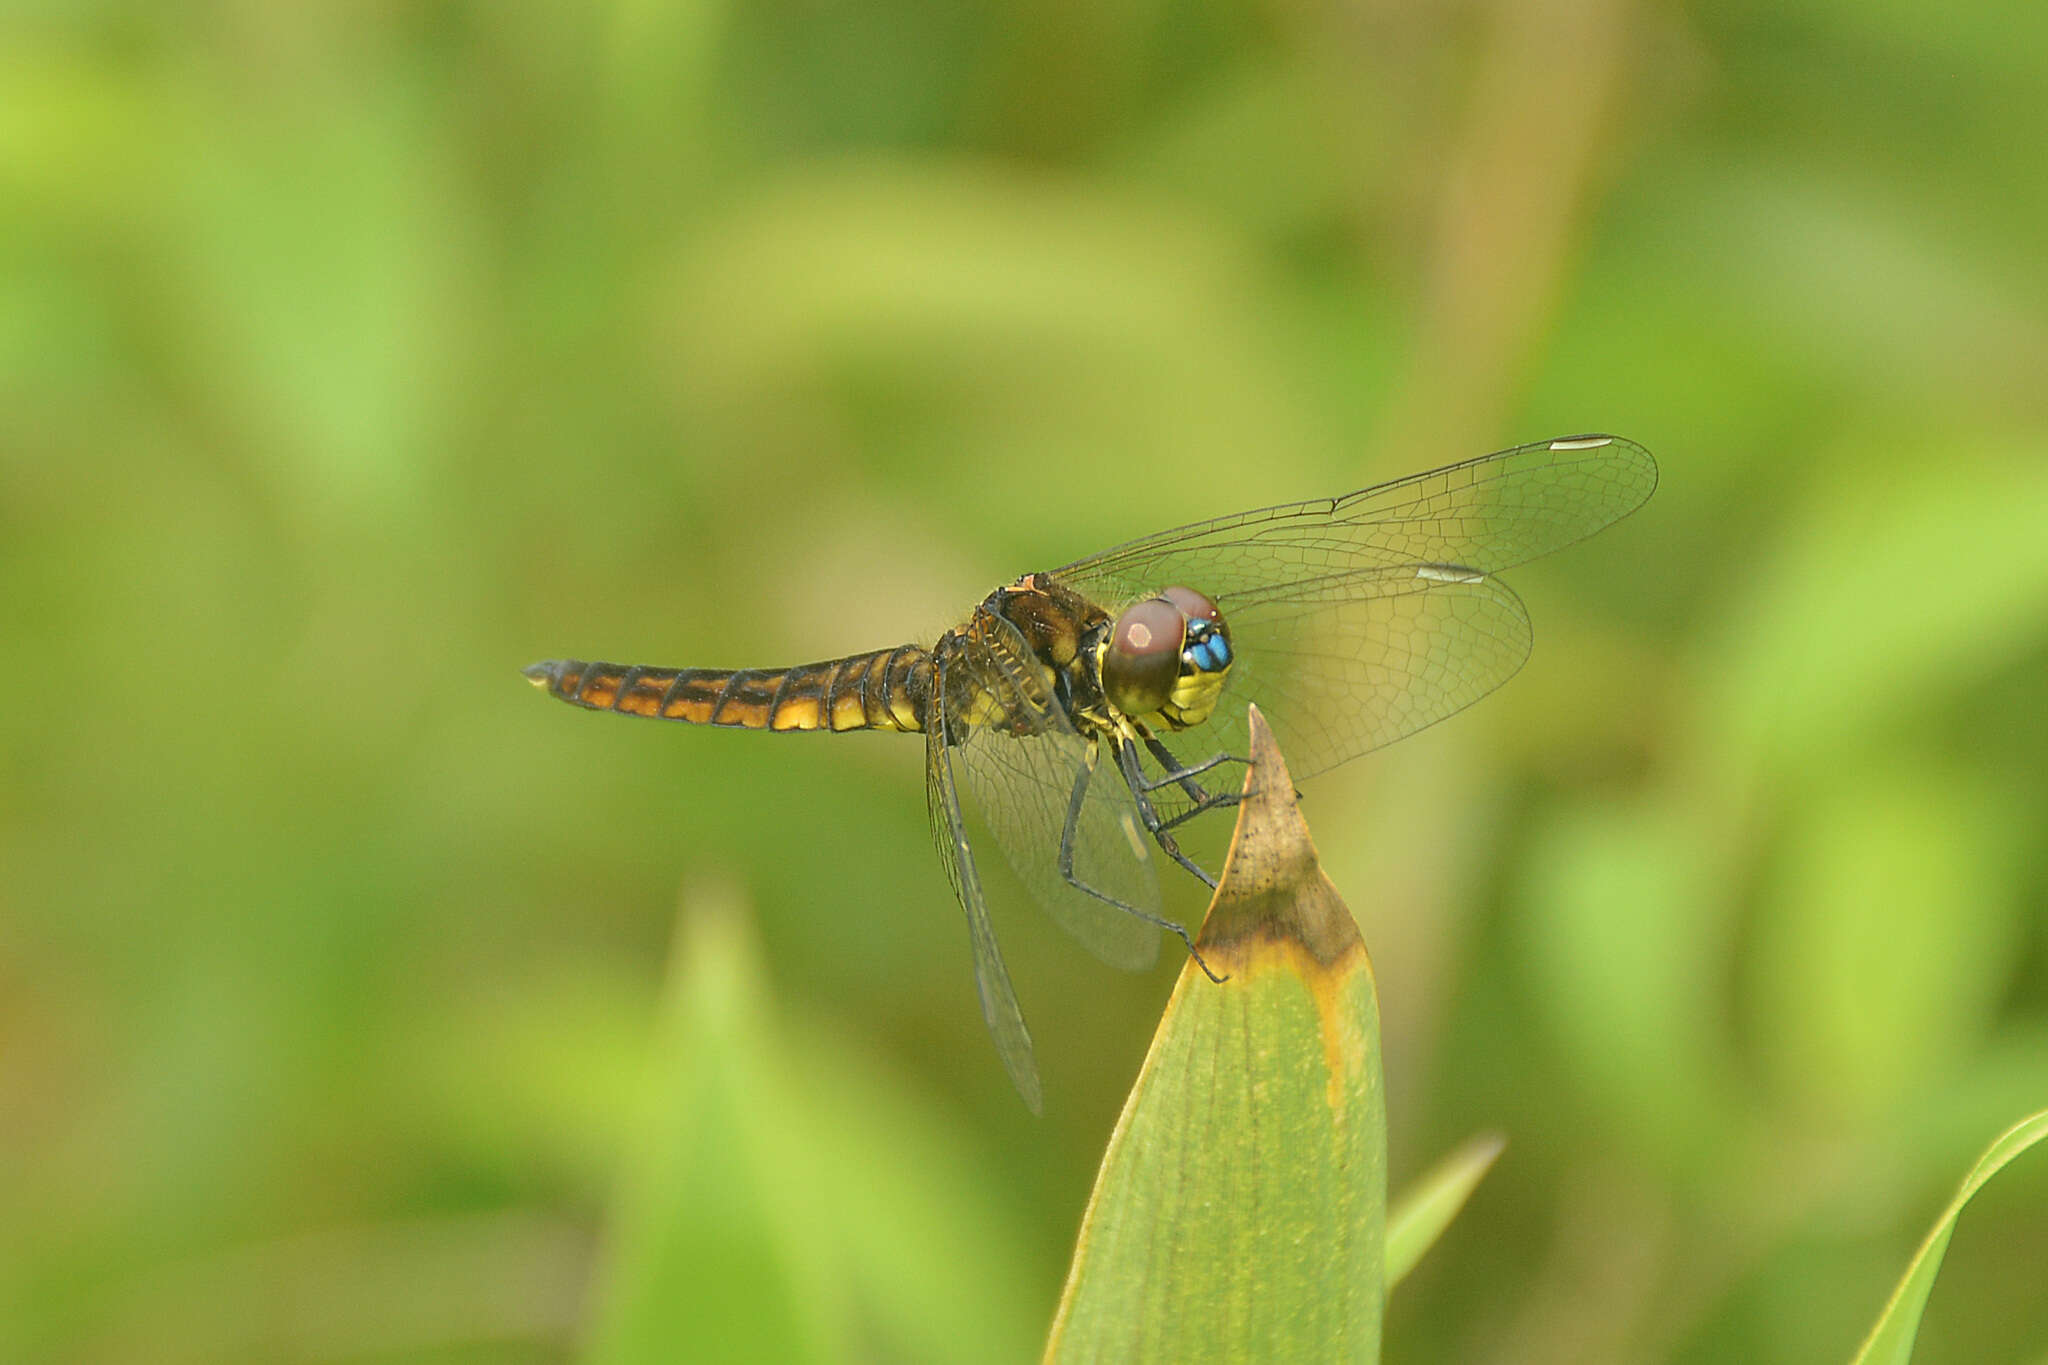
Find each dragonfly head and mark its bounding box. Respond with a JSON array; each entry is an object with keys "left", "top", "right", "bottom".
[{"left": 1100, "top": 586, "right": 1233, "bottom": 729}]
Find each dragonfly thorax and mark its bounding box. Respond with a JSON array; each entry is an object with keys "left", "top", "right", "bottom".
[{"left": 1098, "top": 586, "right": 1233, "bottom": 731}]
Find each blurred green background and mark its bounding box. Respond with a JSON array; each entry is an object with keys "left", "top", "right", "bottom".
[{"left": 6, "top": 1, "right": 2048, "bottom": 1361}]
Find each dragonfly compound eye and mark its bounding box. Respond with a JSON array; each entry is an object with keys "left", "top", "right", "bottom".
[
  {"left": 1102, "top": 596, "right": 1186, "bottom": 717},
  {"left": 1159, "top": 587, "right": 1230, "bottom": 674}
]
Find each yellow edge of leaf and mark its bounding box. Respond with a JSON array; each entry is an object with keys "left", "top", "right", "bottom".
[{"left": 1849, "top": 1108, "right": 2048, "bottom": 1365}]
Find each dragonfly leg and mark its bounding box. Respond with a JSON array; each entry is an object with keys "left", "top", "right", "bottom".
[
  {"left": 1140, "top": 734, "right": 1304, "bottom": 827},
  {"left": 1132, "top": 737, "right": 1247, "bottom": 803},
  {"left": 1056, "top": 742, "right": 1227, "bottom": 984},
  {"left": 1137, "top": 737, "right": 1252, "bottom": 831},
  {"left": 1151, "top": 784, "right": 1247, "bottom": 833},
  {"left": 1112, "top": 734, "right": 1250, "bottom": 916},
  {"left": 1123, "top": 738, "right": 1246, "bottom": 836}
]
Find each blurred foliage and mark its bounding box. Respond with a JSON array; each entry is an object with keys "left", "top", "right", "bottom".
[{"left": 3, "top": 0, "right": 2046, "bottom": 1362}]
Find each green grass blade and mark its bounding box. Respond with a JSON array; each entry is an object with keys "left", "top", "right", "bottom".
[
  {"left": 1045, "top": 705, "right": 1387, "bottom": 1364},
  {"left": 1849, "top": 1109, "right": 2048, "bottom": 1365},
  {"left": 1386, "top": 1134, "right": 1505, "bottom": 1289},
  {"left": 586, "top": 886, "right": 1042, "bottom": 1365}
]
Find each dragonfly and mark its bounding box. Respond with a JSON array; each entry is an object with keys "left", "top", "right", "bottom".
[{"left": 525, "top": 434, "right": 1656, "bottom": 1110}]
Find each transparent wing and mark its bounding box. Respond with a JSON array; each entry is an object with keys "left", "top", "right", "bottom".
[
  {"left": 1140, "top": 569, "right": 1533, "bottom": 785},
  {"left": 924, "top": 691, "right": 1042, "bottom": 1113},
  {"left": 1050, "top": 435, "right": 1653, "bottom": 778},
  {"left": 1053, "top": 435, "right": 1656, "bottom": 603},
  {"left": 942, "top": 614, "right": 1161, "bottom": 972}
]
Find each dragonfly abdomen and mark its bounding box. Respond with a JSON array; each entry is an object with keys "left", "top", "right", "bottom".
[{"left": 523, "top": 646, "right": 934, "bottom": 734}]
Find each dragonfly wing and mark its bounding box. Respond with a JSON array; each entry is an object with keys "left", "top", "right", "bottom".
[
  {"left": 1049, "top": 435, "right": 1650, "bottom": 776},
  {"left": 943, "top": 614, "right": 1162, "bottom": 972},
  {"left": 1144, "top": 566, "right": 1534, "bottom": 783},
  {"left": 925, "top": 699, "right": 1042, "bottom": 1113},
  {"left": 1052, "top": 435, "right": 1655, "bottom": 605}
]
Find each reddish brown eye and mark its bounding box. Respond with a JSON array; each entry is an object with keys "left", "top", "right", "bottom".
[
  {"left": 1102, "top": 597, "right": 1184, "bottom": 716},
  {"left": 1159, "top": 585, "right": 1221, "bottom": 626}
]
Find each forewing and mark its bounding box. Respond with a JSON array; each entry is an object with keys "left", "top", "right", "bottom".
[
  {"left": 925, "top": 696, "right": 1042, "bottom": 1113},
  {"left": 1050, "top": 435, "right": 1650, "bottom": 778},
  {"left": 1141, "top": 567, "right": 1534, "bottom": 783},
  {"left": 1051, "top": 435, "right": 1656, "bottom": 607},
  {"left": 944, "top": 615, "right": 1162, "bottom": 972}
]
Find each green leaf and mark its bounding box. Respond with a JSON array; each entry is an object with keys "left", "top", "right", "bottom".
[
  {"left": 1849, "top": 1109, "right": 2048, "bottom": 1365},
  {"left": 1386, "top": 1134, "right": 1505, "bottom": 1289},
  {"left": 586, "top": 884, "right": 1041, "bottom": 1365},
  {"left": 585, "top": 888, "right": 825, "bottom": 1365},
  {"left": 1046, "top": 706, "right": 1387, "bottom": 1364}
]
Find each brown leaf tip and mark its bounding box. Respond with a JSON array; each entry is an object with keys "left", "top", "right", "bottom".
[{"left": 1196, "top": 705, "right": 1364, "bottom": 966}]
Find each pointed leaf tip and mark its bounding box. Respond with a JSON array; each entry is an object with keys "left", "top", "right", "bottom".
[
  {"left": 1198, "top": 704, "right": 1365, "bottom": 967},
  {"left": 1387, "top": 1133, "right": 1507, "bottom": 1288},
  {"left": 1047, "top": 704, "right": 1386, "bottom": 1364}
]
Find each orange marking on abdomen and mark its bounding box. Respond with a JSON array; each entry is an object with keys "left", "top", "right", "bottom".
[
  {"left": 611, "top": 670, "right": 673, "bottom": 717},
  {"left": 829, "top": 688, "right": 867, "bottom": 731},
  {"left": 769, "top": 694, "right": 822, "bottom": 731}
]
